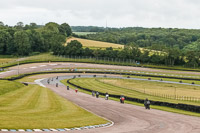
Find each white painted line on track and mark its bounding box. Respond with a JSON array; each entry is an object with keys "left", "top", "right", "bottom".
[
  {"left": 34, "top": 79, "right": 46, "bottom": 87},
  {"left": 39, "top": 65, "right": 46, "bottom": 67},
  {"left": 49, "top": 64, "right": 57, "bottom": 66},
  {"left": 30, "top": 66, "right": 37, "bottom": 69}
]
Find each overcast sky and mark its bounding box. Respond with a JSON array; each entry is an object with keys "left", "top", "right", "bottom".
[{"left": 0, "top": 0, "right": 200, "bottom": 29}]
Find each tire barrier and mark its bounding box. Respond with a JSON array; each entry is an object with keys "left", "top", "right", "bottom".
[
  {"left": 22, "top": 82, "right": 28, "bottom": 86},
  {"left": 67, "top": 79, "right": 200, "bottom": 113}
]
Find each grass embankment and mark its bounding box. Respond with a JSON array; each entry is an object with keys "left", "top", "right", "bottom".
[
  {"left": 0, "top": 80, "right": 24, "bottom": 95},
  {"left": 0, "top": 80, "right": 107, "bottom": 129}
]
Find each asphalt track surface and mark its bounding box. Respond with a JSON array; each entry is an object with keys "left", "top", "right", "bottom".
[
  {"left": 1, "top": 63, "right": 200, "bottom": 133},
  {"left": 2, "top": 62, "right": 200, "bottom": 78}
]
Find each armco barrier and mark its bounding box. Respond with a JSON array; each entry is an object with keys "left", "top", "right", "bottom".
[{"left": 67, "top": 79, "right": 200, "bottom": 113}]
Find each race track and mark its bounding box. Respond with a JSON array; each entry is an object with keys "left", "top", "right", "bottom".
[
  {"left": 44, "top": 78, "right": 200, "bottom": 133},
  {"left": 1, "top": 62, "right": 200, "bottom": 78},
  {"left": 1, "top": 62, "right": 200, "bottom": 133}
]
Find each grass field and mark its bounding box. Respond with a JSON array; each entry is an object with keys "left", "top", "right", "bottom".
[
  {"left": 66, "top": 37, "right": 124, "bottom": 49},
  {"left": 73, "top": 32, "right": 97, "bottom": 35},
  {"left": 65, "top": 77, "right": 200, "bottom": 106},
  {"left": 98, "top": 78, "right": 200, "bottom": 98},
  {"left": 0, "top": 80, "right": 107, "bottom": 129},
  {"left": 0, "top": 80, "right": 24, "bottom": 95}
]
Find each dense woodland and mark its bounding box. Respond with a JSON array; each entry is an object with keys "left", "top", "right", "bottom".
[
  {"left": 0, "top": 21, "right": 71, "bottom": 56},
  {"left": 0, "top": 22, "right": 200, "bottom": 67}
]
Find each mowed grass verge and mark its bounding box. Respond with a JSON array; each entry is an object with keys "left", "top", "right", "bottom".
[
  {"left": 66, "top": 78, "right": 200, "bottom": 106},
  {"left": 0, "top": 81, "right": 107, "bottom": 129}
]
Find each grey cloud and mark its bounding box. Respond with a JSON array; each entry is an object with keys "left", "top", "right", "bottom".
[{"left": 0, "top": 0, "right": 200, "bottom": 28}]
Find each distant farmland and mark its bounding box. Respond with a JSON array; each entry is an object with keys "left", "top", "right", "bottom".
[
  {"left": 73, "top": 32, "right": 97, "bottom": 35},
  {"left": 66, "top": 37, "right": 165, "bottom": 56},
  {"left": 66, "top": 37, "right": 124, "bottom": 49}
]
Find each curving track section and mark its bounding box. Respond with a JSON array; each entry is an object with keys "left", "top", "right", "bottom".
[
  {"left": 43, "top": 76, "right": 200, "bottom": 133},
  {"left": 1, "top": 63, "right": 200, "bottom": 133}
]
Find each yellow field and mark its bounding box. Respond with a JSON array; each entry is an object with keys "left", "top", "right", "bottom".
[
  {"left": 66, "top": 37, "right": 124, "bottom": 49},
  {"left": 66, "top": 37, "right": 165, "bottom": 56}
]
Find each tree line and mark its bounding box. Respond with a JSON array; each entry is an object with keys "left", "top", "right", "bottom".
[
  {"left": 0, "top": 21, "right": 71, "bottom": 56},
  {"left": 71, "top": 26, "right": 105, "bottom": 32},
  {"left": 78, "top": 27, "right": 200, "bottom": 51},
  {"left": 72, "top": 27, "right": 200, "bottom": 67},
  {"left": 54, "top": 40, "right": 192, "bottom": 67}
]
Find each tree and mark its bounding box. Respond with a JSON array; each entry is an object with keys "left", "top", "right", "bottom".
[
  {"left": 0, "top": 21, "right": 4, "bottom": 26},
  {"left": 185, "top": 51, "right": 199, "bottom": 68},
  {"left": 59, "top": 23, "right": 72, "bottom": 36},
  {"left": 83, "top": 47, "right": 93, "bottom": 56},
  {"left": 165, "top": 48, "right": 180, "bottom": 66},
  {"left": 14, "top": 31, "right": 31, "bottom": 55},
  {"left": 0, "top": 30, "right": 11, "bottom": 54},
  {"left": 27, "top": 30, "right": 46, "bottom": 52},
  {"left": 139, "top": 50, "right": 150, "bottom": 63},
  {"left": 15, "top": 22, "right": 24, "bottom": 30},
  {"left": 44, "top": 22, "right": 59, "bottom": 33},
  {"left": 125, "top": 43, "right": 141, "bottom": 60},
  {"left": 65, "top": 40, "right": 83, "bottom": 56}
]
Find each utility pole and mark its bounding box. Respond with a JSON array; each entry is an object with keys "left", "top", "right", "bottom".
[
  {"left": 18, "top": 61, "right": 19, "bottom": 75},
  {"left": 174, "top": 87, "right": 176, "bottom": 99}
]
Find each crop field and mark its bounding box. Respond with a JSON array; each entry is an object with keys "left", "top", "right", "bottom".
[
  {"left": 66, "top": 37, "right": 164, "bottom": 55},
  {"left": 66, "top": 37, "right": 124, "bottom": 49},
  {"left": 66, "top": 77, "right": 200, "bottom": 106},
  {"left": 0, "top": 80, "right": 107, "bottom": 129}
]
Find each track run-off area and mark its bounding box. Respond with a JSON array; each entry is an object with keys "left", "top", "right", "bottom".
[{"left": 1, "top": 62, "right": 200, "bottom": 133}]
